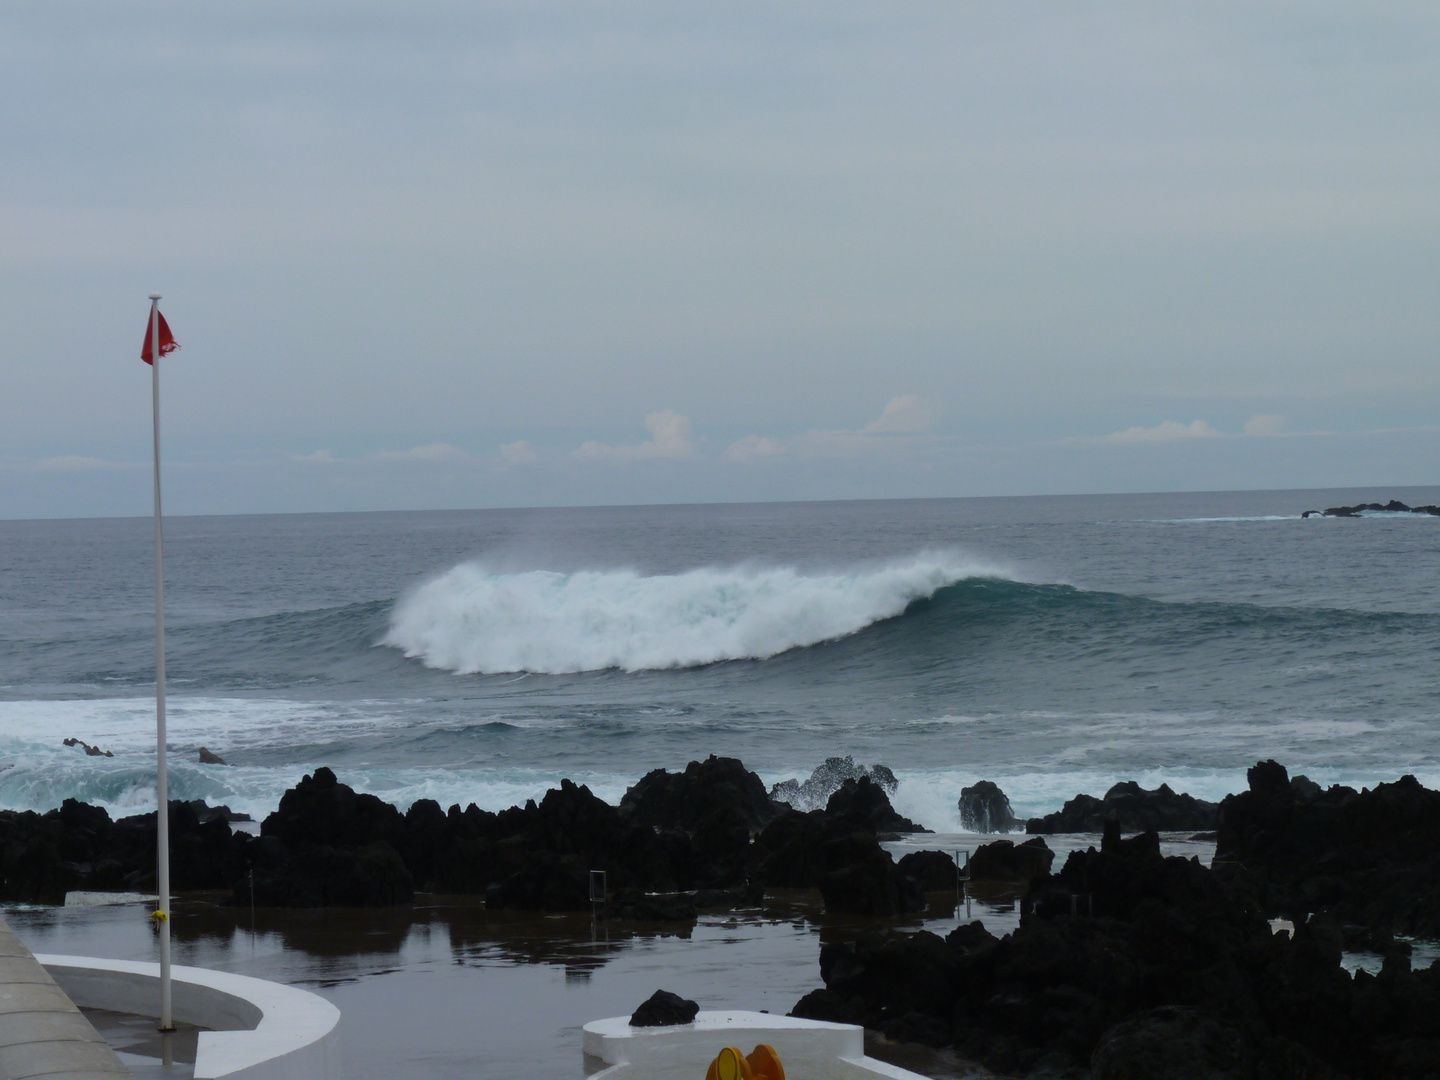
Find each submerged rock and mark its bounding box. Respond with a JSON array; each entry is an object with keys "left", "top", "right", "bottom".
[{"left": 957, "top": 780, "right": 1020, "bottom": 833}]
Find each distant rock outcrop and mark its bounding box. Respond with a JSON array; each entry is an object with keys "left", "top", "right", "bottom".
[
  {"left": 62, "top": 738, "right": 112, "bottom": 758},
  {"left": 1302, "top": 499, "right": 1440, "bottom": 518},
  {"left": 957, "top": 780, "right": 1020, "bottom": 833},
  {"left": 1026, "top": 780, "right": 1217, "bottom": 834}
]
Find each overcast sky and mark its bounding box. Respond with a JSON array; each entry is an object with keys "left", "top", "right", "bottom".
[{"left": 2, "top": 2, "right": 1437, "bottom": 518}]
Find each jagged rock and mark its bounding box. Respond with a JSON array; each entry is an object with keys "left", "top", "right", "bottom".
[
  {"left": 1303, "top": 500, "right": 1440, "bottom": 518},
  {"left": 770, "top": 756, "right": 899, "bottom": 811},
  {"left": 898, "top": 850, "right": 958, "bottom": 892},
  {"left": 749, "top": 791, "right": 925, "bottom": 915},
  {"left": 1090, "top": 1006, "right": 1253, "bottom": 1080},
  {"left": 958, "top": 780, "right": 1020, "bottom": 833},
  {"left": 62, "top": 738, "right": 112, "bottom": 758},
  {"left": 197, "top": 746, "right": 229, "bottom": 765},
  {"left": 968, "top": 837, "right": 1053, "bottom": 883},
  {"left": 0, "top": 798, "right": 250, "bottom": 903},
  {"left": 1026, "top": 780, "right": 1216, "bottom": 834},
  {"left": 621, "top": 756, "right": 781, "bottom": 832},
  {"left": 1214, "top": 759, "right": 1440, "bottom": 938},
  {"left": 825, "top": 777, "right": 928, "bottom": 834},
  {"left": 791, "top": 814, "right": 1440, "bottom": 1079},
  {"left": 817, "top": 830, "right": 923, "bottom": 916},
  {"left": 629, "top": 989, "right": 699, "bottom": 1027},
  {"left": 183, "top": 799, "right": 251, "bottom": 824}
]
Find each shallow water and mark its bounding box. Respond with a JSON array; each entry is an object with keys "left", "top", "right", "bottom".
[{"left": 5, "top": 832, "right": 1215, "bottom": 1080}]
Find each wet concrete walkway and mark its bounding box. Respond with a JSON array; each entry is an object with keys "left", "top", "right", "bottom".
[{"left": 0, "top": 913, "right": 132, "bottom": 1079}]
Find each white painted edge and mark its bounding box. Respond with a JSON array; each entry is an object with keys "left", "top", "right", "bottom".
[
  {"left": 37, "top": 954, "right": 340, "bottom": 1080},
  {"left": 583, "top": 1010, "right": 926, "bottom": 1080}
]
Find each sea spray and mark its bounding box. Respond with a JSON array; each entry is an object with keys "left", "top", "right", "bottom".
[{"left": 383, "top": 552, "right": 1011, "bottom": 674}]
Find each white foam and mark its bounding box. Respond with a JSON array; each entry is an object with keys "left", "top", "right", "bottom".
[{"left": 382, "top": 552, "right": 1010, "bottom": 674}]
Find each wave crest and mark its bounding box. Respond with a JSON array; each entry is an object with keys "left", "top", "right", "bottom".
[{"left": 383, "top": 553, "right": 1009, "bottom": 674}]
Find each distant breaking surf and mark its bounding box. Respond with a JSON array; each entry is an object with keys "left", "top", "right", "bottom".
[{"left": 382, "top": 553, "right": 1011, "bottom": 674}]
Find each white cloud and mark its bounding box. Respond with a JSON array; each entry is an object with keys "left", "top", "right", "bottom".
[
  {"left": 499, "top": 440, "right": 538, "bottom": 466},
  {"left": 794, "top": 395, "right": 943, "bottom": 458},
  {"left": 861, "top": 394, "right": 941, "bottom": 434},
  {"left": 1100, "top": 420, "right": 1223, "bottom": 444},
  {"left": 289, "top": 449, "right": 337, "bottom": 464},
  {"left": 0, "top": 454, "right": 139, "bottom": 472},
  {"left": 577, "top": 409, "right": 696, "bottom": 464},
  {"left": 368, "top": 443, "right": 473, "bottom": 463},
  {"left": 723, "top": 434, "right": 786, "bottom": 463},
  {"left": 1243, "top": 413, "right": 1289, "bottom": 437}
]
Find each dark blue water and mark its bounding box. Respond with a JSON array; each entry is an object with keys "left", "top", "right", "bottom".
[{"left": 2, "top": 488, "right": 1437, "bottom": 827}]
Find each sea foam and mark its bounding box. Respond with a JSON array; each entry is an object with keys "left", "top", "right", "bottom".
[{"left": 382, "top": 553, "right": 1008, "bottom": 674}]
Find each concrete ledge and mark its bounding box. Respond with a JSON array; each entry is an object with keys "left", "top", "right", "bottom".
[
  {"left": 583, "top": 1011, "right": 925, "bottom": 1080},
  {"left": 38, "top": 956, "right": 340, "bottom": 1080}
]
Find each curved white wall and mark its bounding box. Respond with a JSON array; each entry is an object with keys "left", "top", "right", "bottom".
[
  {"left": 584, "top": 1011, "right": 925, "bottom": 1080},
  {"left": 38, "top": 955, "right": 340, "bottom": 1080}
]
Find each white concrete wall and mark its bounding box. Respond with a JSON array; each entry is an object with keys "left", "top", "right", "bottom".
[
  {"left": 583, "top": 1011, "right": 925, "bottom": 1080},
  {"left": 38, "top": 955, "right": 340, "bottom": 1080}
]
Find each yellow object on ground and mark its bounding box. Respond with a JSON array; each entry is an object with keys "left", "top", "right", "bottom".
[{"left": 704, "top": 1043, "right": 785, "bottom": 1080}]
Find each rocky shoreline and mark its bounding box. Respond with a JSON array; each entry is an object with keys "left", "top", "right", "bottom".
[{"left": 4, "top": 757, "right": 1439, "bottom": 1076}]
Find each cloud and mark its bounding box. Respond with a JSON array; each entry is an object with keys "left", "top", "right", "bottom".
[
  {"left": 1099, "top": 420, "right": 1223, "bottom": 444},
  {"left": 723, "top": 434, "right": 786, "bottom": 463},
  {"left": 577, "top": 409, "right": 696, "bottom": 464},
  {"left": 1243, "top": 413, "right": 1289, "bottom": 437},
  {"left": 368, "top": 443, "right": 473, "bottom": 463},
  {"left": 39, "top": 454, "right": 138, "bottom": 472},
  {"left": 794, "top": 395, "right": 943, "bottom": 458},
  {"left": 289, "top": 449, "right": 337, "bottom": 464},
  {"left": 0, "top": 454, "right": 139, "bottom": 473},
  {"left": 861, "top": 394, "right": 941, "bottom": 434},
  {"left": 499, "top": 440, "right": 538, "bottom": 466}
]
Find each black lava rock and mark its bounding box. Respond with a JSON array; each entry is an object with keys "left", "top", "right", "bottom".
[
  {"left": 630, "top": 989, "right": 700, "bottom": 1027},
  {"left": 1026, "top": 781, "right": 1217, "bottom": 834},
  {"left": 958, "top": 780, "right": 1021, "bottom": 833}
]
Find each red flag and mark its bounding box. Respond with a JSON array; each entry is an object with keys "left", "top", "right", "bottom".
[{"left": 141, "top": 310, "right": 179, "bottom": 364}]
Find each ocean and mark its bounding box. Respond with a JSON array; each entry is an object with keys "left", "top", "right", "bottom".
[{"left": 3, "top": 486, "right": 1438, "bottom": 829}]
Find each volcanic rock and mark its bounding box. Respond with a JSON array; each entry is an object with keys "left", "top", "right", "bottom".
[
  {"left": 968, "top": 837, "right": 1053, "bottom": 883},
  {"left": 897, "top": 850, "right": 959, "bottom": 892},
  {"left": 958, "top": 780, "right": 1020, "bottom": 833},
  {"left": 1214, "top": 759, "right": 1440, "bottom": 938},
  {"left": 770, "top": 756, "right": 899, "bottom": 812},
  {"left": 621, "top": 756, "right": 781, "bottom": 832},
  {"left": 1026, "top": 780, "right": 1216, "bottom": 834},
  {"left": 825, "top": 777, "right": 928, "bottom": 834},
  {"left": 629, "top": 989, "right": 699, "bottom": 1027}
]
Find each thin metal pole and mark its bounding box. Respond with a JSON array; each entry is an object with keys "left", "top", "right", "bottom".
[{"left": 149, "top": 294, "right": 174, "bottom": 1032}]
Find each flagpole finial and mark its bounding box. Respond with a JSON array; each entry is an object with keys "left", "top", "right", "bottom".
[{"left": 148, "top": 293, "right": 162, "bottom": 300}]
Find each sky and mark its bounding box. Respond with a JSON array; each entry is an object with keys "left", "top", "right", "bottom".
[{"left": 2, "top": 2, "right": 1437, "bottom": 518}]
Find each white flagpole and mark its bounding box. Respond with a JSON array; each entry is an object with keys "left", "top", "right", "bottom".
[{"left": 148, "top": 293, "right": 174, "bottom": 1033}]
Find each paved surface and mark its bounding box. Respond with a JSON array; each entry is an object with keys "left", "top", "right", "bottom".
[{"left": 0, "top": 914, "right": 132, "bottom": 1079}]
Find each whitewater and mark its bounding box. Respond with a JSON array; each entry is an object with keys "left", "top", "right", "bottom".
[
  {"left": 384, "top": 553, "right": 1010, "bottom": 674},
  {"left": 2, "top": 489, "right": 1438, "bottom": 829}
]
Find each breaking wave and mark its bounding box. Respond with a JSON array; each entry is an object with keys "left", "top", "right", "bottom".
[{"left": 383, "top": 553, "right": 1012, "bottom": 674}]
